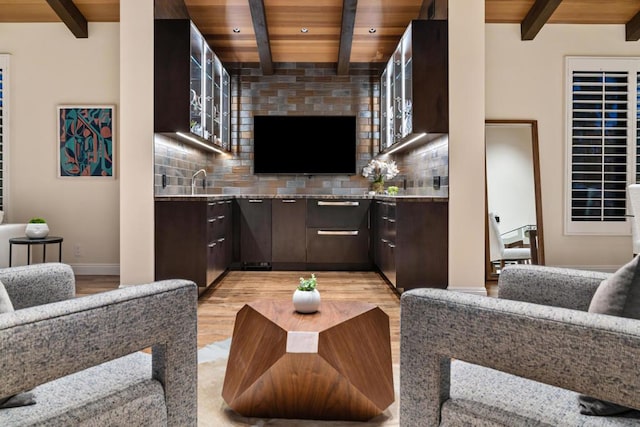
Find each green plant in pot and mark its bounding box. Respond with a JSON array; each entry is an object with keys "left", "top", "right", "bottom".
[
  {"left": 25, "top": 217, "right": 49, "bottom": 239},
  {"left": 293, "top": 273, "right": 320, "bottom": 314}
]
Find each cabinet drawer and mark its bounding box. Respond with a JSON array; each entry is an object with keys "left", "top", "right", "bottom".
[
  {"left": 306, "top": 199, "right": 370, "bottom": 228},
  {"left": 207, "top": 200, "right": 232, "bottom": 239},
  {"left": 306, "top": 228, "right": 369, "bottom": 264}
]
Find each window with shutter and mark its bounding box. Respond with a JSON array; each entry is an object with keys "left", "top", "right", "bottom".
[{"left": 565, "top": 57, "right": 639, "bottom": 235}]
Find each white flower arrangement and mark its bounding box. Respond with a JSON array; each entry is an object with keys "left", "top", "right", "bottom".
[{"left": 362, "top": 159, "right": 399, "bottom": 182}]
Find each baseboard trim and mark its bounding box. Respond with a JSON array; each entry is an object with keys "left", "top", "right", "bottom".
[{"left": 71, "top": 263, "right": 120, "bottom": 276}]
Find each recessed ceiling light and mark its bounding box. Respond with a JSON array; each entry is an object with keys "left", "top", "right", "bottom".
[
  {"left": 369, "top": 28, "right": 377, "bottom": 34},
  {"left": 301, "top": 28, "right": 309, "bottom": 33},
  {"left": 232, "top": 27, "right": 241, "bottom": 33}
]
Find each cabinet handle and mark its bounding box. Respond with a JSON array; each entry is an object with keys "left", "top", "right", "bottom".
[
  {"left": 381, "top": 238, "right": 389, "bottom": 244},
  {"left": 317, "top": 230, "right": 359, "bottom": 236},
  {"left": 217, "top": 201, "right": 226, "bottom": 205},
  {"left": 208, "top": 242, "right": 217, "bottom": 248},
  {"left": 217, "top": 237, "right": 225, "bottom": 243},
  {"left": 281, "top": 199, "right": 297, "bottom": 203},
  {"left": 317, "top": 201, "right": 359, "bottom": 207},
  {"left": 208, "top": 218, "right": 216, "bottom": 223},
  {"left": 248, "top": 199, "right": 263, "bottom": 203},
  {"left": 382, "top": 216, "right": 388, "bottom": 220},
  {"left": 217, "top": 215, "right": 225, "bottom": 220},
  {"left": 208, "top": 203, "right": 215, "bottom": 206},
  {"left": 388, "top": 243, "right": 396, "bottom": 249},
  {"left": 388, "top": 218, "right": 396, "bottom": 223}
]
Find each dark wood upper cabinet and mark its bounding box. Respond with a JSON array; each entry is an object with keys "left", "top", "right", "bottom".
[
  {"left": 380, "top": 20, "right": 448, "bottom": 153},
  {"left": 154, "top": 19, "right": 230, "bottom": 152}
]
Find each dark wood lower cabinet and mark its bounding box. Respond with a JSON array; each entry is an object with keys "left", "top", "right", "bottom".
[
  {"left": 155, "top": 197, "right": 447, "bottom": 290},
  {"left": 155, "top": 199, "right": 233, "bottom": 294},
  {"left": 272, "top": 198, "right": 307, "bottom": 269},
  {"left": 236, "top": 198, "right": 272, "bottom": 268},
  {"left": 305, "top": 199, "right": 372, "bottom": 270},
  {"left": 207, "top": 200, "right": 233, "bottom": 282},
  {"left": 373, "top": 199, "right": 448, "bottom": 291}
]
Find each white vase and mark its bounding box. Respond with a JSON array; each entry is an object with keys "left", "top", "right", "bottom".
[
  {"left": 25, "top": 223, "right": 49, "bottom": 239},
  {"left": 292, "top": 289, "right": 321, "bottom": 314}
]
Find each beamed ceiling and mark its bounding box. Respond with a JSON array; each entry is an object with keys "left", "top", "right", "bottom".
[{"left": 2, "top": 0, "right": 640, "bottom": 74}]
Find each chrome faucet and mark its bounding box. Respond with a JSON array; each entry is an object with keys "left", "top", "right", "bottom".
[{"left": 191, "top": 168, "right": 207, "bottom": 195}]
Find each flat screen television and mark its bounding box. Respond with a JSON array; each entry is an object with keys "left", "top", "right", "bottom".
[{"left": 253, "top": 115, "right": 357, "bottom": 175}]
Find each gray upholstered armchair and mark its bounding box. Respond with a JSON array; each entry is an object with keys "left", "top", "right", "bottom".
[
  {"left": 0, "top": 262, "right": 198, "bottom": 426},
  {"left": 400, "top": 264, "right": 640, "bottom": 426}
]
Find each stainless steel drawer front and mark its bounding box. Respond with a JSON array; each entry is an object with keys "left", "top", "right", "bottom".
[
  {"left": 317, "top": 230, "right": 359, "bottom": 236},
  {"left": 317, "top": 201, "right": 359, "bottom": 207}
]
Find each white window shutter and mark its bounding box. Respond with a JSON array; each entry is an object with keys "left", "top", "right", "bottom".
[{"left": 565, "top": 57, "right": 638, "bottom": 235}]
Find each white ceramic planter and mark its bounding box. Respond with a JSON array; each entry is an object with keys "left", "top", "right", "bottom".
[
  {"left": 25, "top": 223, "right": 49, "bottom": 239},
  {"left": 292, "top": 289, "right": 321, "bottom": 314}
]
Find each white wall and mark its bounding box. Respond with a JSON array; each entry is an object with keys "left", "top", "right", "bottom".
[
  {"left": 1, "top": 23, "right": 120, "bottom": 274},
  {"left": 486, "top": 23, "right": 640, "bottom": 271}
]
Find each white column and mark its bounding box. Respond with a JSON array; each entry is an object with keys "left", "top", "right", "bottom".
[
  {"left": 119, "top": 0, "right": 155, "bottom": 285},
  {"left": 448, "top": 0, "right": 486, "bottom": 294}
]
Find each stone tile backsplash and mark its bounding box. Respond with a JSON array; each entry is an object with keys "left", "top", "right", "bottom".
[{"left": 154, "top": 63, "right": 448, "bottom": 197}]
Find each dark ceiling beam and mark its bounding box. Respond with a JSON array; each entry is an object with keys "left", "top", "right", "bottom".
[
  {"left": 418, "top": 0, "right": 448, "bottom": 20},
  {"left": 249, "top": 0, "right": 274, "bottom": 75},
  {"left": 45, "top": 0, "right": 88, "bottom": 38},
  {"left": 521, "top": 0, "right": 563, "bottom": 40},
  {"left": 154, "top": 0, "right": 190, "bottom": 19},
  {"left": 626, "top": 9, "right": 640, "bottom": 41},
  {"left": 337, "top": 0, "right": 357, "bottom": 75}
]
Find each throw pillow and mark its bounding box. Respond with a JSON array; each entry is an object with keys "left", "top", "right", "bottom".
[
  {"left": 578, "top": 255, "right": 640, "bottom": 416},
  {"left": 0, "top": 280, "right": 36, "bottom": 409},
  {"left": 588, "top": 255, "right": 640, "bottom": 319}
]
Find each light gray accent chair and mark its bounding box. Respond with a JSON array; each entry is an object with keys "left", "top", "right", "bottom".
[
  {"left": 400, "top": 264, "right": 640, "bottom": 426},
  {"left": 0, "top": 262, "right": 198, "bottom": 426}
]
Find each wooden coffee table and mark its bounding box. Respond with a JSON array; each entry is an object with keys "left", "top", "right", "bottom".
[{"left": 221, "top": 300, "right": 394, "bottom": 421}]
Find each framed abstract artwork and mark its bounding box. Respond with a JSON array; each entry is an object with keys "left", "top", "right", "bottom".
[{"left": 57, "top": 105, "right": 115, "bottom": 178}]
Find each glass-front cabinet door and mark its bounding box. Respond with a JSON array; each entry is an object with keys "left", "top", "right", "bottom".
[
  {"left": 401, "top": 24, "right": 413, "bottom": 138},
  {"left": 380, "top": 67, "right": 389, "bottom": 151},
  {"left": 213, "top": 56, "right": 222, "bottom": 146},
  {"left": 204, "top": 46, "right": 215, "bottom": 141},
  {"left": 189, "top": 23, "right": 204, "bottom": 138},
  {"left": 221, "top": 68, "right": 230, "bottom": 150},
  {"left": 392, "top": 46, "right": 403, "bottom": 142}
]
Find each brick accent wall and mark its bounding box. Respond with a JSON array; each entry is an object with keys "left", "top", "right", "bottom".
[{"left": 154, "top": 62, "right": 448, "bottom": 197}]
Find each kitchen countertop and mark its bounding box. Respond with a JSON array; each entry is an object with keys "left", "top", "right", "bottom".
[{"left": 155, "top": 194, "right": 448, "bottom": 203}]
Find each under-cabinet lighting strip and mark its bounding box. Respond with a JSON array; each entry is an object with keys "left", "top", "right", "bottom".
[
  {"left": 385, "top": 132, "right": 427, "bottom": 155},
  {"left": 176, "top": 132, "right": 225, "bottom": 154}
]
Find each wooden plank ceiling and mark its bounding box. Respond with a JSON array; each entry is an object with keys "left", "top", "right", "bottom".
[{"left": 2, "top": 0, "right": 640, "bottom": 71}]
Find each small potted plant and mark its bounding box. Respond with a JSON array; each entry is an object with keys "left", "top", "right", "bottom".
[
  {"left": 25, "top": 217, "right": 49, "bottom": 239},
  {"left": 293, "top": 273, "right": 320, "bottom": 314}
]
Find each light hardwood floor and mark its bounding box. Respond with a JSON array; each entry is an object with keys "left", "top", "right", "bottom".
[
  {"left": 76, "top": 272, "right": 498, "bottom": 366},
  {"left": 76, "top": 270, "right": 403, "bottom": 363}
]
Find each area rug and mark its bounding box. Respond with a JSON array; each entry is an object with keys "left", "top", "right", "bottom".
[{"left": 197, "top": 339, "right": 400, "bottom": 427}]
